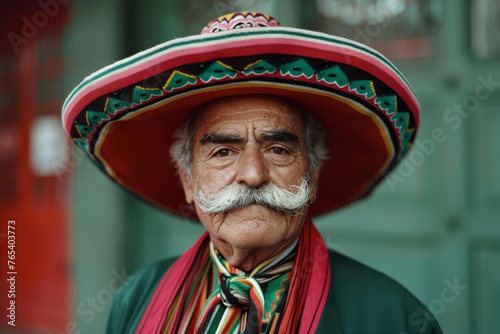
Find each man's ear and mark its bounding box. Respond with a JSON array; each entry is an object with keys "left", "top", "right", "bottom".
[{"left": 179, "top": 168, "right": 195, "bottom": 205}]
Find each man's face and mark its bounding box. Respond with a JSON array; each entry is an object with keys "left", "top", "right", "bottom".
[{"left": 180, "top": 95, "right": 319, "bottom": 251}]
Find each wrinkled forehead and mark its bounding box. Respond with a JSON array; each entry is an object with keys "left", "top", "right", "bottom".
[{"left": 190, "top": 95, "right": 306, "bottom": 138}]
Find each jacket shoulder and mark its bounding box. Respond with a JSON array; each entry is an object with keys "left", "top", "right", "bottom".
[
  {"left": 317, "top": 250, "right": 442, "bottom": 334},
  {"left": 105, "top": 257, "right": 178, "bottom": 334}
]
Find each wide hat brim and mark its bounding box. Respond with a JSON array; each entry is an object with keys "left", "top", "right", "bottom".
[{"left": 62, "top": 25, "right": 419, "bottom": 218}]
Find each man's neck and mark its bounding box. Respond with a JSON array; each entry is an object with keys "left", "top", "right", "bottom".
[{"left": 209, "top": 236, "right": 299, "bottom": 272}]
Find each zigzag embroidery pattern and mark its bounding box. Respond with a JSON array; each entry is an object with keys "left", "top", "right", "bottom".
[{"left": 73, "top": 57, "right": 415, "bottom": 160}]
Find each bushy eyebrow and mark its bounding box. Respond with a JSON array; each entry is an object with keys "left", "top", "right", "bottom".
[
  {"left": 200, "top": 133, "right": 243, "bottom": 145},
  {"left": 199, "top": 130, "right": 299, "bottom": 145},
  {"left": 259, "top": 130, "right": 299, "bottom": 143}
]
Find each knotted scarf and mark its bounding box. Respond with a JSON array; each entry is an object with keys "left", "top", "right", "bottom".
[
  {"left": 135, "top": 217, "right": 330, "bottom": 333},
  {"left": 195, "top": 240, "right": 297, "bottom": 333}
]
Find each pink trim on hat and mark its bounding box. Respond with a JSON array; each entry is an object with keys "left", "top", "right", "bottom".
[{"left": 63, "top": 29, "right": 418, "bottom": 135}]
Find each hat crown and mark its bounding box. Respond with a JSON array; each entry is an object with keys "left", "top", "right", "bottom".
[{"left": 201, "top": 12, "right": 280, "bottom": 34}]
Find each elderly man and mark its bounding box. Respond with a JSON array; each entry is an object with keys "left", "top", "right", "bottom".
[{"left": 62, "top": 12, "right": 442, "bottom": 334}]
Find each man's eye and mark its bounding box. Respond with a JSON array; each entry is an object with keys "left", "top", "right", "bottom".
[
  {"left": 214, "top": 149, "right": 231, "bottom": 157},
  {"left": 270, "top": 147, "right": 288, "bottom": 155}
]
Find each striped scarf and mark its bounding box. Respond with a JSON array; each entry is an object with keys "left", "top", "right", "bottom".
[
  {"left": 195, "top": 241, "right": 297, "bottom": 333},
  {"left": 135, "top": 217, "right": 330, "bottom": 333}
]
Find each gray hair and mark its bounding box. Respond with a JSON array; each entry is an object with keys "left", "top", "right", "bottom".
[{"left": 169, "top": 103, "right": 329, "bottom": 176}]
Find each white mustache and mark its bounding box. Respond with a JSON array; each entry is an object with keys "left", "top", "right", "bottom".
[{"left": 193, "top": 177, "right": 311, "bottom": 214}]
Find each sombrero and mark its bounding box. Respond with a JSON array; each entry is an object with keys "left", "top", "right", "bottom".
[{"left": 62, "top": 12, "right": 419, "bottom": 218}]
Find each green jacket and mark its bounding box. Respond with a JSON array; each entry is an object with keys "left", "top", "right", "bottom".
[{"left": 106, "top": 250, "right": 442, "bottom": 333}]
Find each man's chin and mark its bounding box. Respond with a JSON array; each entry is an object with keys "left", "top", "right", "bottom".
[
  {"left": 203, "top": 205, "right": 302, "bottom": 251},
  {"left": 216, "top": 205, "right": 290, "bottom": 243}
]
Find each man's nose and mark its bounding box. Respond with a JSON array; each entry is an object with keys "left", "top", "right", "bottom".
[{"left": 235, "top": 147, "right": 270, "bottom": 189}]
